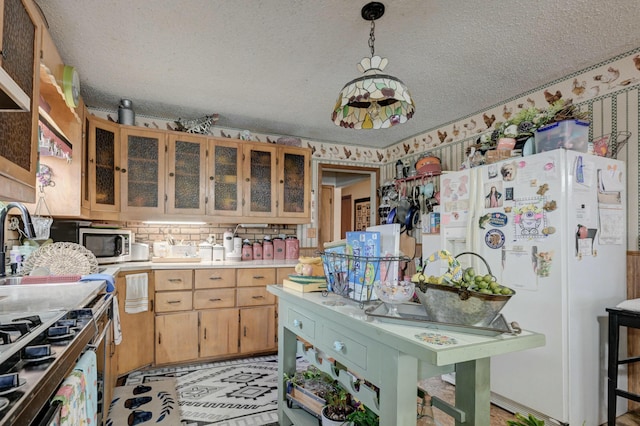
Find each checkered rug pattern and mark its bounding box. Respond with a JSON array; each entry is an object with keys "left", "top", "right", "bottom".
[{"left": 124, "top": 355, "right": 306, "bottom": 426}]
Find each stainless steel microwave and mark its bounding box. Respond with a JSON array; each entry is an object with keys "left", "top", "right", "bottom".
[
  {"left": 79, "top": 228, "right": 132, "bottom": 264},
  {"left": 49, "top": 221, "right": 132, "bottom": 264}
]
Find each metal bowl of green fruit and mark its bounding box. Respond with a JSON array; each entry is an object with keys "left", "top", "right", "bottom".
[{"left": 414, "top": 251, "right": 515, "bottom": 326}]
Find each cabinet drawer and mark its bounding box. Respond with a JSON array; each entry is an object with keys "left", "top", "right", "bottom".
[
  {"left": 195, "top": 268, "right": 236, "bottom": 289},
  {"left": 155, "top": 291, "right": 193, "bottom": 312},
  {"left": 237, "top": 287, "right": 276, "bottom": 307},
  {"left": 276, "top": 267, "right": 296, "bottom": 283},
  {"left": 155, "top": 270, "right": 193, "bottom": 291},
  {"left": 194, "top": 289, "right": 236, "bottom": 309},
  {"left": 285, "top": 307, "right": 316, "bottom": 341},
  {"left": 237, "top": 268, "right": 276, "bottom": 287},
  {"left": 320, "top": 325, "right": 369, "bottom": 372}
]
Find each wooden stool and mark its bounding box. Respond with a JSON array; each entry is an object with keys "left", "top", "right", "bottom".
[{"left": 607, "top": 307, "right": 640, "bottom": 425}]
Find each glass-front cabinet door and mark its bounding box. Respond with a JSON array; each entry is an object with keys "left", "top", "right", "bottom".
[
  {"left": 166, "top": 133, "right": 206, "bottom": 215},
  {"left": 120, "top": 127, "right": 166, "bottom": 215},
  {"left": 88, "top": 116, "right": 120, "bottom": 212},
  {"left": 278, "top": 147, "right": 310, "bottom": 219},
  {"left": 242, "top": 144, "right": 277, "bottom": 217},
  {"left": 206, "top": 138, "right": 242, "bottom": 217}
]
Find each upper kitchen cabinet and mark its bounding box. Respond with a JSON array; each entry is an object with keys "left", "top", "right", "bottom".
[
  {"left": 243, "top": 144, "right": 277, "bottom": 218},
  {"left": 166, "top": 133, "right": 206, "bottom": 215},
  {"left": 120, "top": 126, "right": 166, "bottom": 216},
  {"left": 0, "top": 0, "right": 40, "bottom": 202},
  {"left": 206, "top": 137, "right": 243, "bottom": 217},
  {"left": 278, "top": 146, "right": 310, "bottom": 220},
  {"left": 87, "top": 115, "right": 121, "bottom": 214}
]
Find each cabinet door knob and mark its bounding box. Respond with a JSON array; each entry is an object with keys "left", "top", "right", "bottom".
[
  {"left": 333, "top": 341, "right": 345, "bottom": 352},
  {"left": 245, "top": 177, "right": 250, "bottom": 182},
  {"left": 115, "top": 166, "right": 121, "bottom": 171},
  {"left": 121, "top": 168, "right": 127, "bottom": 173},
  {"left": 209, "top": 176, "right": 214, "bottom": 181},
  {"left": 169, "top": 172, "right": 175, "bottom": 177},
  {"left": 280, "top": 179, "right": 284, "bottom": 184},
  {"left": 293, "top": 319, "right": 301, "bottom": 328}
]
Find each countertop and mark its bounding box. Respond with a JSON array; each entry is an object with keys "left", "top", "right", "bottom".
[{"left": 100, "top": 258, "right": 299, "bottom": 276}]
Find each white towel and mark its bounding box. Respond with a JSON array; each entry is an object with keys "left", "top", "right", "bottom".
[
  {"left": 125, "top": 273, "right": 149, "bottom": 314},
  {"left": 112, "top": 295, "right": 122, "bottom": 345}
]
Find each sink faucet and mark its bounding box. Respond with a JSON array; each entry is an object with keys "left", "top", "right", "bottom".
[{"left": 0, "top": 202, "right": 36, "bottom": 277}]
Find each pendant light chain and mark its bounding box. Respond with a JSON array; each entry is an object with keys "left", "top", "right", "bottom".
[{"left": 368, "top": 19, "right": 376, "bottom": 57}]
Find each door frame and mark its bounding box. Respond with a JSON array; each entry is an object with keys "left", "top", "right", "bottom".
[{"left": 317, "top": 163, "right": 380, "bottom": 251}]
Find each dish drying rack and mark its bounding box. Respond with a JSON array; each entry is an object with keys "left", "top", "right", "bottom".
[{"left": 320, "top": 251, "right": 411, "bottom": 307}]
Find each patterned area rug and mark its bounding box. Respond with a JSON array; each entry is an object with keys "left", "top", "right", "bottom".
[
  {"left": 106, "top": 379, "right": 180, "bottom": 425},
  {"left": 124, "top": 355, "right": 301, "bottom": 426}
]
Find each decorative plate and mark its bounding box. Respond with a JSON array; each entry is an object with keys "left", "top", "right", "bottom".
[
  {"left": 22, "top": 242, "right": 99, "bottom": 276},
  {"left": 287, "top": 274, "right": 326, "bottom": 284}
]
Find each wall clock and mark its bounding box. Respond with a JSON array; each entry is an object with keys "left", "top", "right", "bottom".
[{"left": 62, "top": 65, "right": 80, "bottom": 108}]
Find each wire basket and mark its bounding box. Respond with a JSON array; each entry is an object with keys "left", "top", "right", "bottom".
[
  {"left": 321, "top": 251, "right": 411, "bottom": 306},
  {"left": 592, "top": 131, "right": 632, "bottom": 158}
]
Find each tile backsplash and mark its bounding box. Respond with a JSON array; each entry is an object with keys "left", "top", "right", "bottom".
[{"left": 122, "top": 222, "right": 298, "bottom": 256}]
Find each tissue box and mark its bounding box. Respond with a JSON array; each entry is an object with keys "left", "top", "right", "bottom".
[{"left": 534, "top": 120, "right": 590, "bottom": 153}]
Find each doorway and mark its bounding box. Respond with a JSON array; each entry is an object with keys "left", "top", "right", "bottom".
[{"left": 317, "top": 163, "right": 379, "bottom": 250}]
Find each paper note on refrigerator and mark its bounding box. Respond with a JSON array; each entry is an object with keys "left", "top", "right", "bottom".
[
  {"left": 501, "top": 245, "right": 537, "bottom": 291},
  {"left": 598, "top": 206, "right": 624, "bottom": 245}
]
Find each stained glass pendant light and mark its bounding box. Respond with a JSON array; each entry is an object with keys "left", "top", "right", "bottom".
[{"left": 332, "top": 2, "right": 415, "bottom": 129}]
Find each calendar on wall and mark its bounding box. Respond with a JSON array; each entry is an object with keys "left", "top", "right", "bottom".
[{"left": 354, "top": 197, "right": 371, "bottom": 231}]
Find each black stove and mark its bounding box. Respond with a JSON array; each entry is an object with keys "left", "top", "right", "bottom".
[{"left": 0, "top": 287, "right": 112, "bottom": 425}]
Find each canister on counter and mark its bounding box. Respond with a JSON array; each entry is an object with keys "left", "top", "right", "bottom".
[
  {"left": 263, "top": 237, "right": 273, "bottom": 260},
  {"left": 285, "top": 236, "right": 299, "bottom": 260},
  {"left": 273, "top": 238, "right": 285, "bottom": 260},
  {"left": 253, "top": 240, "right": 263, "bottom": 260},
  {"left": 199, "top": 243, "right": 213, "bottom": 261},
  {"left": 242, "top": 239, "right": 253, "bottom": 261}
]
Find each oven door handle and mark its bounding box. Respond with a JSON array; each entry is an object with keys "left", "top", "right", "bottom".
[
  {"left": 87, "top": 318, "right": 111, "bottom": 350},
  {"left": 36, "top": 400, "right": 62, "bottom": 426}
]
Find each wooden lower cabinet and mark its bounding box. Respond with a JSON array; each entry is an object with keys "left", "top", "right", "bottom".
[
  {"left": 200, "top": 308, "right": 239, "bottom": 358},
  {"left": 151, "top": 266, "right": 286, "bottom": 366},
  {"left": 114, "top": 270, "right": 155, "bottom": 376},
  {"left": 240, "top": 305, "right": 276, "bottom": 354},
  {"left": 156, "top": 311, "right": 199, "bottom": 365}
]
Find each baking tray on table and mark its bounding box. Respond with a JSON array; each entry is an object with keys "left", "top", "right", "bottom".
[{"left": 364, "top": 302, "right": 521, "bottom": 336}]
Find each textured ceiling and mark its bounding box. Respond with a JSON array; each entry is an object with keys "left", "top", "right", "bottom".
[{"left": 35, "top": 0, "right": 640, "bottom": 149}]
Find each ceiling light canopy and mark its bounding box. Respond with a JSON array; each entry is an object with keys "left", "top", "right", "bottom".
[{"left": 332, "top": 2, "right": 415, "bottom": 130}]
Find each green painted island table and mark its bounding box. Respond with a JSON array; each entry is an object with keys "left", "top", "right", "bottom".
[{"left": 268, "top": 285, "right": 545, "bottom": 426}]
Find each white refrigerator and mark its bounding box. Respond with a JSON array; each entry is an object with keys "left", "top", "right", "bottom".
[{"left": 439, "top": 149, "right": 627, "bottom": 425}]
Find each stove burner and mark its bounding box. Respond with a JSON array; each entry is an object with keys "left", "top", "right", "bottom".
[
  {"left": 13, "top": 315, "right": 42, "bottom": 328},
  {"left": 0, "top": 322, "right": 32, "bottom": 345}
]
